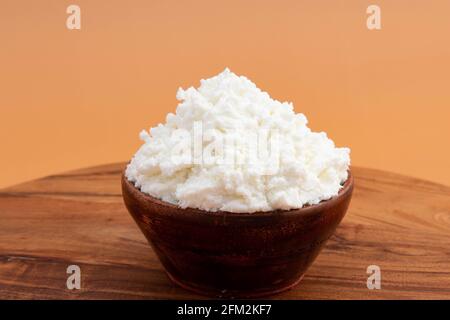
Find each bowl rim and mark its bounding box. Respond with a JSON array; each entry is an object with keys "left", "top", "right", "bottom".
[{"left": 122, "top": 169, "right": 353, "bottom": 217}]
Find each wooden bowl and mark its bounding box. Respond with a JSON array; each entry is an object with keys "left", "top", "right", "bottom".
[{"left": 121, "top": 171, "right": 353, "bottom": 298}]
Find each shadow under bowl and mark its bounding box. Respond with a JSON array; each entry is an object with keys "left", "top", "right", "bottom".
[{"left": 121, "top": 171, "right": 353, "bottom": 298}]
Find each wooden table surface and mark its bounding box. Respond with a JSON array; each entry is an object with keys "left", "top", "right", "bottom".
[{"left": 0, "top": 163, "right": 449, "bottom": 299}]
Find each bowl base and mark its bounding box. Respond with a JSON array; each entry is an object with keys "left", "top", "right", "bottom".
[{"left": 165, "top": 271, "right": 305, "bottom": 299}]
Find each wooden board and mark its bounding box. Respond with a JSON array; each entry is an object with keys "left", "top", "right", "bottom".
[{"left": 0, "top": 163, "right": 449, "bottom": 299}]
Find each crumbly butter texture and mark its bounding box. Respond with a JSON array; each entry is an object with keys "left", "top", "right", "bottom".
[{"left": 126, "top": 69, "right": 350, "bottom": 213}]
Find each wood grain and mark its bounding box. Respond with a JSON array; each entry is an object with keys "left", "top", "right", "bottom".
[{"left": 0, "top": 164, "right": 449, "bottom": 299}]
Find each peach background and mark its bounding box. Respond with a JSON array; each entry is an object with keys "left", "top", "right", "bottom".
[{"left": 1, "top": 0, "right": 449, "bottom": 188}]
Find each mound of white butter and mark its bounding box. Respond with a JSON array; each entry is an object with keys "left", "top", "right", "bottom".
[{"left": 126, "top": 69, "right": 350, "bottom": 213}]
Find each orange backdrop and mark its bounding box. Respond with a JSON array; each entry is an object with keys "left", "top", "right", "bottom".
[{"left": 1, "top": 0, "right": 449, "bottom": 188}]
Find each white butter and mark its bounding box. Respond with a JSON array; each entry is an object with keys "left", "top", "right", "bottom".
[{"left": 126, "top": 68, "right": 350, "bottom": 213}]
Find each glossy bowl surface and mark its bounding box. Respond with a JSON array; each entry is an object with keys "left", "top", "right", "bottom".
[{"left": 121, "top": 171, "right": 353, "bottom": 298}]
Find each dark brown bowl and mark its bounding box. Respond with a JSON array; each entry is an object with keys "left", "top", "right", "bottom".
[{"left": 121, "top": 171, "right": 353, "bottom": 298}]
